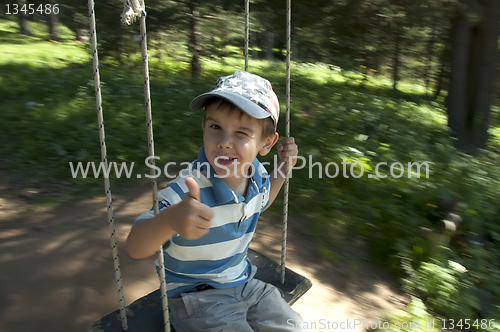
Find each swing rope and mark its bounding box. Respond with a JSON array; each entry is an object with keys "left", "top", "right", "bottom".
[
  {"left": 244, "top": 0, "right": 249, "bottom": 72},
  {"left": 87, "top": 0, "right": 128, "bottom": 330},
  {"left": 243, "top": 0, "right": 292, "bottom": 285},
  {"left": 92, "top": 0, "right": 292, "bottom": 329},
  {"left": 120, "top": 1, "right": 171, "bottom": 331},
  {"left": 281, "top": 0, "right": 292, "bottom": 284}
]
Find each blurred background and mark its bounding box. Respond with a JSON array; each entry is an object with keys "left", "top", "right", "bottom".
[{"left": 1, "top": 0, "right": 500, "bottom": 331}]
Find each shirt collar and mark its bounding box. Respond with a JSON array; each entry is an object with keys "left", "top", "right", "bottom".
[{"left": 196, "top": 146, "right": 264, "bottom": 204}]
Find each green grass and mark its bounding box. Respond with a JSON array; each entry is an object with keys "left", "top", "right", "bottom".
[
  {"left": 2, "top": 17, "right": 500, "bottom": 323},
  {"left": 0, "top": 17, "right": 86, "bottom": 61}
]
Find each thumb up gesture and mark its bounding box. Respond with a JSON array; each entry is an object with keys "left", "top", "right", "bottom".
[{"left": 171, "top": 177, "right": 214, "bottom": 240}]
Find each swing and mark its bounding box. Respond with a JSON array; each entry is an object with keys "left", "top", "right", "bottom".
[{"left": 86, "top": 1, "right": 311, "bottom": 331}]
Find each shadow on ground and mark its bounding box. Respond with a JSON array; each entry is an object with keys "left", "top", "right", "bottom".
[{"left": 0, "top": 170, "right": 407, "bottom": 332}]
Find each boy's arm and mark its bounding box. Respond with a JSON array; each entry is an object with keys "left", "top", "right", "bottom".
[
  {"left": 126, "top": 177, "right": 214, "bottom": 259},
  {"left": 265, "top": 137, "right": 298, "bottom": 211},
  {"left": 126, "top": 207, "right": 176, "bottom": 259}
]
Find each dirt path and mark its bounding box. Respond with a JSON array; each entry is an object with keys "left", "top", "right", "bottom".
[{"left": 0, "top": 173, "right": 407, "bottom": 332}]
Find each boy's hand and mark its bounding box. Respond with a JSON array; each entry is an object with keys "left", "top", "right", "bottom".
[
  {"left": 277, "top": 136, "right": 299, "bottom": 167},
  {"left": 170, "top": 177, "right": 214, "bottom": 240}
]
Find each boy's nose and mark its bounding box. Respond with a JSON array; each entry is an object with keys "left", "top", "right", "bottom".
[{"left": 218, "top": 133, "right": 233, "bottom": 149}]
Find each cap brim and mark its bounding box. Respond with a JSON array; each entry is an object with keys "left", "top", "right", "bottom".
[{"left": 189, "top": 91, "right": 271, "bottom": 120}]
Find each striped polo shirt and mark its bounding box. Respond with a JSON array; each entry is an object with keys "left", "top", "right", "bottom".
[{"left": 135, "top": 147, "right": 271, "bottom": 297}]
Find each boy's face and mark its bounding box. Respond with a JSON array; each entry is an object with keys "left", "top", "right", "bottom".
[{"left": 202, "top": 102, "right": 278, "bottom": 185}]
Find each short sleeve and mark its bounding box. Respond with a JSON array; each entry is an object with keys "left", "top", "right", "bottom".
[{"left": 134, "top": 173, "right": 189, "bottom": 224}]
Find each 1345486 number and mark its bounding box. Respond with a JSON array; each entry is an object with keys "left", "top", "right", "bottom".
[
  {"left": 442, "top": 319, "right": 495, "bottom": 330},
  {"left": 5, "top": 4, "right": 59, "bottom": 15}
]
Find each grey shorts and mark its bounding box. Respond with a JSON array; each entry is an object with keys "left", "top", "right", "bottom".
[{"left": 168, "top": 274, "right": 307, "bottom": 332}]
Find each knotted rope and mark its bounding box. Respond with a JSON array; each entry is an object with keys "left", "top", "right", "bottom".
[
  {"left": 121, "top": 1, "right": 170, "bottom": 331},
  {"left": 244, "top": 0, "right": 249, "bottom": 71},
  {"left": 243, "top": 0, "right": 292, "bottom": 285},
  {"left": 121, "top": 0, "right": 145, "bottom": 25},
  {"left": 92, "top": 1, "right": 292, "bottom": 330},
  {"left": 88, "top": 0, "right": 128, "bottom": 329},
  {"left": 280, "top": 0, "right": 292, "bottom": 285}
]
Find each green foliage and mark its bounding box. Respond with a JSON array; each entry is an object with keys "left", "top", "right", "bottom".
[
  {"left": 375, "top": 297, "right": 441, "bottom": 332},
  {"left": 399, "top": 246, "right": 478, "bottom": 320},
  {"left": 1, "top": 16, "right": 500, "bottom": 324}
]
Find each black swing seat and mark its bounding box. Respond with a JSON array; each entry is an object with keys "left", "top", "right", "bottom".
[{"left": 87, "top": 249, "right": 312, "bottom": 332}]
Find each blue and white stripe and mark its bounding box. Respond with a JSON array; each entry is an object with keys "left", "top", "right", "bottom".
[{"left": 135, "top": 147, "right": 270, "bottom": 297}]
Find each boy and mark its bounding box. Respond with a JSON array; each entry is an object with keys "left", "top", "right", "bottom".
[{"left": 126, "top": 70, "right": 306, "bottom": 331}]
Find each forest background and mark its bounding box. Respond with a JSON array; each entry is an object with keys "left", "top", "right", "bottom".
[{"left": 1, "top": 0, "right": 500, "bottom": 329}]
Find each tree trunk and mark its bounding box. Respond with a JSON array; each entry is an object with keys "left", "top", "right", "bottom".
[
  {"left": 46, "top": 2, "right": 59, "bottom": 41},
  {"left": 292, "top": 39, "right": 299, "bottom": 61},
  {"left": 392, "top": 21, "right": 401, "bottom": 91},
  {"left": 17, "top": 0, "right": 31, "bottom": 36},
  {"left": 251, "top": 33, "right": 258, "bottom": 59},
  {"left": 433, "top": 31, "right": 451, "bottom": 99},
  {"left": 423, "top": 32, "right": 435, "bottom": 94},
  {"left": 446, "top": 0, "right": 500, "bottom": 152},
  {"left": 187, "top": 0, "right": 201, "bottom": 78},
  {"left": 267, "top": 31, "right": 274, "bottom": 60}
]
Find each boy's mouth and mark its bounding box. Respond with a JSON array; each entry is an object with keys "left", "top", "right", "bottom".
[{"left": 215, "top": 156, "right": 237, "bottom": 166}]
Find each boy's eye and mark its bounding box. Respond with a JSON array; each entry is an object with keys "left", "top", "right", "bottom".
[
  {"left": 210, "top": 124, "right": 221, "bottom": 130},
  {"left": 237, "top": 131, "right": 248, "bottom": 136}
]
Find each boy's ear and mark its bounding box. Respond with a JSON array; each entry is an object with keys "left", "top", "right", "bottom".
[{"left": 259, "top": 132, "right": 279, "bottom": 156}]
